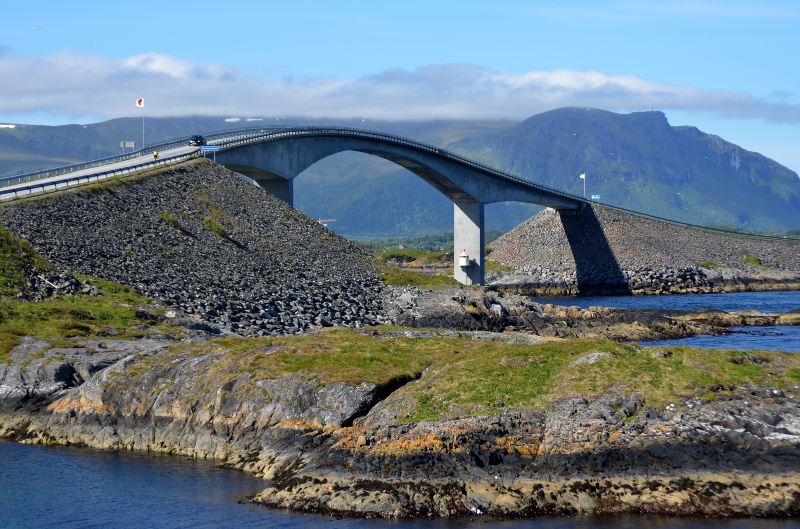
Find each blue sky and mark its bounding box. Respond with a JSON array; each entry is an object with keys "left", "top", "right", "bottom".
[{"left": 1, "top": 0, "right": 798, "bottom": 171}]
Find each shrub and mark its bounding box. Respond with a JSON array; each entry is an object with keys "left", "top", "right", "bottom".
[
  {"left": 742, "top": 253, "right": 763, "bottom": 267},
  {"left": 202, "top": 217, "right": 227, "bottom": 237},
  {"left": 158, "top": 211, "right": 181, "bottom": 229}
]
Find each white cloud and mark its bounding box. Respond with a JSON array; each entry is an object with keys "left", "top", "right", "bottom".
[{"left": 0, "top": 49, "right": 798, "bottom": 123}]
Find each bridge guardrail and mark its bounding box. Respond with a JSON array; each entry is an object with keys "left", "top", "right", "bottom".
[
  {"left": 0, "top": 151, "right": 199, "bottom": 201},
  {"left": 0, "top": 136, "right": 196, "bottom": 188}
]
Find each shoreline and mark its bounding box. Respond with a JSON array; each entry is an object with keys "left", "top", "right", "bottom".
[
  {"left": 491, "top": 275, "right": 800, "bottom": 298},
  {"left": 2, "top": 316, "right": 799, "bottom": 519}
]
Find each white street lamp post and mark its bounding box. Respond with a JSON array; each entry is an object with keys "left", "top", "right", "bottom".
[{"left": 579, "top": 173, "right": 586, "bottom": 197}]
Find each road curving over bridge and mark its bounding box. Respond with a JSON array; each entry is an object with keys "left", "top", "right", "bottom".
[{"left": 211, "top": 127, "right": 587, "bottom": 285}]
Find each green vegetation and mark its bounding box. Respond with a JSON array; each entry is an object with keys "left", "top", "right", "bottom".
[
  {"left": 378, "top": 265, "right": 459, "bottom": 287},
  {"left": 485, "top": 260, "right": 513, "bottom": 272},
  {"left": 742, "top": 252, "right": 764, "bottom": 267},
  {"left": 195, "top": 192, "right": 233, "bottom": 238},
  {"left": 0, "top": 228, "right": 175, "bottom": 363},
  {"left": 202, "top": 217, "right": 227, "bottom": 237},
  {"left": 373, "top": 247, "right": 459, "bottom": 287},
  {"left": 158, "top": 210, "right": 181, "bottom": 229},
  {"left": 0, "top": 226, "right": 49, "bottom": 296},
  {"left": 378, "top": 248, "right": 451, "bottom": 263},
  {"left": 0, "top": 278, "right": 171, "bottom": 363},
  {"left": 698, "top": 259, "right": 721, "bottom": 269},
  {"left": 155, "top": 329, "right": 800, "bottom": 422},
  {"left": 373, "top": 248, "right": 510, "bottom": 284}
]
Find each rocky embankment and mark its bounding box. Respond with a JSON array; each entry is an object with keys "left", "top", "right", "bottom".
[
  {"left": 489, "top": 205, "right": 800, "bottom": 295},
  {"left": 1, "top": 333, "right": 799, "bottom": 518},
  {"left": 0, "top": 160, "right": 384, "bottom": 335},
  {"left": 383, "top": 286, "right": 800, "bottom": 341}
]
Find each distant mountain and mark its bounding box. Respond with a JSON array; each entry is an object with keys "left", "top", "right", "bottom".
[
  {"left": 1, "top": 109, "right": 798, "bottom": 235},
  {"left": 454, "top": 108, "right": 800, "bottom": 232}
]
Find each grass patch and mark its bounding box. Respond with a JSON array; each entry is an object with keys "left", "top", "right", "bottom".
[
  {"left": 163, "top": 329, "right": 800, "bottom": 422},
  {"left": 698, "top": 259, "right": 721, "bottom": 269},
  {"left": 158, "top": 211, "right": 181, "bottom": 229},
  {"left": 0, "top": 277, "right": 171, "bottom": 363},
  {"left": 195, "top": 192, "right": 233, "bottom": 238},
  {"left": 0, "top": 226, "right": 50, "bottom": 297},
  {"left": 378, "top": 265, "right": 459, "bottom": 287},
  {"left": 742, "top": 252, "right": 763, "bottom": 267},
  {"left": 378, "top": 248, "right": 450, "bottom": 263},
  {"left": 202, "top": 217, "right": 227, "bottom": 237},
  {"left": 486, "top": 260, "right": 513, "bottom": 272}
]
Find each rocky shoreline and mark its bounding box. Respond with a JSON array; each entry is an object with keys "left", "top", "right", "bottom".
[
  {"left": 383, "top": 286, "right": 800, "bottom": 340},
  {"left": 2, "top": 321, "right": 799, "bottom": 518}
]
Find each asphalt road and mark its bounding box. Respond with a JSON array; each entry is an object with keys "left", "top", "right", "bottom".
[{"left": 0, "top": 145, "right": 198, "bottom": 196}]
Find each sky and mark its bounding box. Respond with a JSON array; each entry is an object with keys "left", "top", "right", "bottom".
[{"left": 1, "top": 0, "right": 799, "bottom": 172}]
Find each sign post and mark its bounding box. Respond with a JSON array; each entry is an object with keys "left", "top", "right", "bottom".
[
  {"left": 200, "top": 144, "right": 220, "bottom": 162},
  {"left": 120, "top": 140, "right": 135, "bottom": 154}
]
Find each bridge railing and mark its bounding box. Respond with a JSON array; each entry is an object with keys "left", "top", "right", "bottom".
[
  {"left": 0, "top": 151, "right": 198, "bottom": 201},
  {"left": 0, "top": 136, "right": 197, "bottom": 188}
]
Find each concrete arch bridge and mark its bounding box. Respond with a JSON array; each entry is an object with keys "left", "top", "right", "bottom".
[{"left": 210, "top": 127, "right": 587, "bottom": 285}]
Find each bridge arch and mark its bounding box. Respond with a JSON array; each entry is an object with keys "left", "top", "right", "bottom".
[{"left": 212, "top": 128, "right": 584, "bottom": 285}]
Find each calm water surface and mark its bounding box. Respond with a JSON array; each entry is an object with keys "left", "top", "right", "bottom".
[
  {"left": 645, "top": 325, "right": 800, "bottom": 352},
  {"left": 1, "top": 441, "right": 799, "bottom": 529},
  {"left": 535, "top": 290, "right": 800, "bottom": 351},
  {"left": 533, "top": 290, "right": 800, "bottom": 314}
]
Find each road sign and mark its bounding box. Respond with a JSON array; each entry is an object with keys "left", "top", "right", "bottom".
[
  {"left": 591, "top": 194, "right": 601, "bottom": 201},
  {"left": 200, "top": 145, "right": 220, "bottom": 152},
  {"left": 120, "top": 141, "right": 135, "bottom": 149}
]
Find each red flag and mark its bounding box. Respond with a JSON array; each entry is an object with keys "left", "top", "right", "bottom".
[{"left": 135, "top": 98, "right": 144, "bottom": 108}]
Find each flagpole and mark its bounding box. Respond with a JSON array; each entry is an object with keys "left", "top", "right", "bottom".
[{"left": 141, "top": 107, "right": 145, "bottom": 150}]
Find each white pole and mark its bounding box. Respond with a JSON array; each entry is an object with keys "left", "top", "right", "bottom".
[
  {"left": 141, "top": 108, "right": 145, "bottom": 150},
  {"left": 583, "top": 175, "right": 586, "bottom": 198}
]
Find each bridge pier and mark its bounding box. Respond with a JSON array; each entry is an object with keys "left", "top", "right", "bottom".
[{"left": 453, "top": 200, "right": 484, "bottom": 285}]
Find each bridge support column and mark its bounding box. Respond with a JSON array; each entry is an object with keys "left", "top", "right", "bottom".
[{"left": 453, "top": 200, "right": 484, "bottom": 285}]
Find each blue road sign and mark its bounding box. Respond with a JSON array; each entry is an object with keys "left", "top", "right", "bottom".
[{"left": 200, "top": 145, "right": 220, "bottom": 152}]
